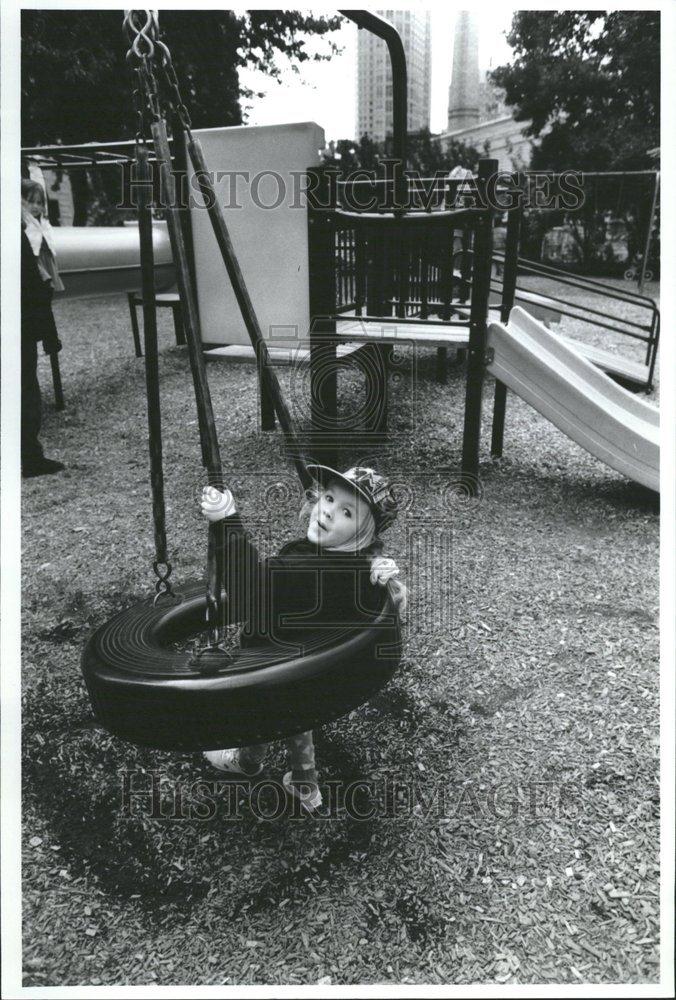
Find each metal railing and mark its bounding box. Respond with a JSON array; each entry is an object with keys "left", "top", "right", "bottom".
[
  {"left": 333, "top": 209, "right": 474, "bottom": 321},
  {"left": 330, "top": 211, "right": 659, "bottom": 390},
  {"left": 494, "top": 252, "right": 660, "bottom": 389}
]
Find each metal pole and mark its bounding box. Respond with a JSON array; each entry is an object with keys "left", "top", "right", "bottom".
[
  {"left": 491, "top": 174, "right": 524, "bottom": 458},
  {"left": 136, "top": 146, "right": 171, "bottom": 586},
  {"left": 340, "top": 10, "right": 407, "bottom": 208},
  {"left": 638, "top": 171, "right": 659, "bottom": 294},
  {"left": 460, "top": 158, "right": 497, "bottom": 494}
]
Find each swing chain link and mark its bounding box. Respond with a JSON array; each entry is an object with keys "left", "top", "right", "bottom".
[
  {"left": 131, "top": 67, "right": 146, "bottom": 146},
  {"left": 123, "top": 9, "right": 192, "bottom": 134},
  {"left": 159, "top": 56, "right": 193, "bottom": 134},
  {"left": 152, "top": 561, "right": 175, "bottom": 605},
  {"left": 125, "top": 12, "right": 162, "bottom": 142},
  {"left": 123, "top": 9, "right": 159, "bottom": 63},
  {"left": 138, "top": 59, "right": 161, "bottom": 122}
]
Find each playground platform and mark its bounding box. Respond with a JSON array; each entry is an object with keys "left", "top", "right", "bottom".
[{"left": 332, "top": 316, "right": 653, "bottom": 390}]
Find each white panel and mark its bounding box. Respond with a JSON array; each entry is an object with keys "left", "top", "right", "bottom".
[{"left": 189, "top": 122, "right": 324, "bottom": 348}]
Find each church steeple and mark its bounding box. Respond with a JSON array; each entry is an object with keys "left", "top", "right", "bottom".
[{"left": 447, "top": 12, "right": 480, "bottom": 131}]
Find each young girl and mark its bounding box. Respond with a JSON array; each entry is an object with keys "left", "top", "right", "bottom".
[
  {"left": 21, "top": 178, "right": 65, "bottom": 477},
  {"left": 200, "top": 465, "right": 406, "bottom": 812}
]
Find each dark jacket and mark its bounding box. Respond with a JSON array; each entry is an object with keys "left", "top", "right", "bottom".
[
  {"left": 21, "top": 229, "right": 59, "bottom": 351},
  {"left": 218, "top": 514, "right": 386, "bottom": 654}
]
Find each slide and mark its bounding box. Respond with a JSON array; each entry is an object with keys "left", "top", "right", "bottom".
[{"left": 487, "top": 307, "right": 659, "bottom": 492}]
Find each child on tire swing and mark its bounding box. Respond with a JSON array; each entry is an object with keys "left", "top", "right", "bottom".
[{"left": 200, "top": 465, "right": 407, "bottom": 813}]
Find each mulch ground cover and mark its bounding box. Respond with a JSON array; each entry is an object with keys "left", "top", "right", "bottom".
[{"left": 20, "top": 281, "right": 660, "bottom": 986}]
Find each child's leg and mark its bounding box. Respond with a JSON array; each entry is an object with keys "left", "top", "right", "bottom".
[{"left": 284, "top": 730, "right": 318, "bottom": 788}]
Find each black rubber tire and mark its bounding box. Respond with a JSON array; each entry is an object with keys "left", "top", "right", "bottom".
[{"left": 81, "top": 582, "right": 401, "bottom": 751}]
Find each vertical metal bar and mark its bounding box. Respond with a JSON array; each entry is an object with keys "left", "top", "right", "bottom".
[
  {"left": 647, "top": 314, "right": 659, "bottom": 391},
  {"left": 420, "top": 236, "right": 429, "bottom": 319},
  {"left": 439, "top": 224, "right": 454, "bottom": 321},
  {"left": 491, "top": 173, "right": 524, "bottom": 457},
  {"left": 461, "top": 158, "right": 497, "bottom": 494},
  {"left": 367, "top": 223, "right": 384, "bottom": 316},
  {"left": 340, "top": 10, "right": 407, "bottom": 207},
  {"left": 355, "top": 227, "right": 365, "bottom": 316},
  {"left": 638, "top": 171, "right": 659, "bottom": 295},
  {"left": 337, "top": 230, "right": 342, "bottom": 307},
  {"left": 490, "top": 383, "right": 507, "bottom": 457},
  {"left": 136, "top": 146, "right": 169, "bottom": 567},
  {"left": 500, "top": 176, "right": 523, "bottom": 323},
  {"left": 460, "top": 224, "right": 472, "bottom": 303},
  {"left": 396, "top": 221, "right": 408, "bottom": 319}
]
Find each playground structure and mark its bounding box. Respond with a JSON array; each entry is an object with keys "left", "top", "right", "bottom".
[
  {"left": 302, "top": 161, "right": 659, "bottom": 491},
  {"left": 21, "top": 13, "right": 660, "bottom": 496}
]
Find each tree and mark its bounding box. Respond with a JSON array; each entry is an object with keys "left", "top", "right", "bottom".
[
  {"left": 490, "top": 11, "right": 659, "bottom": 171},
  {"left": 323, "top": 130, "right": 480, "bottom": 177},
  {"left": 21, "top": 10, "right": 342, "bottom": 146}
]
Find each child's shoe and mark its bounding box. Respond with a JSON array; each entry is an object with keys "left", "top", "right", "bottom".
[
  {"left": 283, "top": 771, "right": 322, "bottom": 813},
  {"left": 203, "top": 749, "right": 263, "bottom": 777}
]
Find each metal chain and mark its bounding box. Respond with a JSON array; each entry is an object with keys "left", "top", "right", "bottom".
[
  {"left": 123, "top": 9, "right": 193, "bottom": 135},
  {"left": 123, "top": 9, "right": 160, "bottom": 62},
  {"left": 130, "top": 67, "right": 148, "bottom": 146},
  {"left": 124, "top": 11, "right": 178, "bottom": 603},
  {"left": 138, "top": 58, "right": 161, "bottom": 122},
  {"left": 152, "top": 560, "right": 174, "bottom": 605},
  {"left": 159, "top": 56, "right": 193, "bottom": 134},
  {"left": 124, "top": 10, "right": 162, "bottom": 137}
]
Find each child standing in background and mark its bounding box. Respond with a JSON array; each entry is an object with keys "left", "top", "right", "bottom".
[{"left": 21, "top": 178, "right": 65, "bottom": 477}]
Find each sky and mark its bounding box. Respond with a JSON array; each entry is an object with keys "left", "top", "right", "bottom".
[{"left": 239, "top": 7, "right": 516, "bottom": 143}]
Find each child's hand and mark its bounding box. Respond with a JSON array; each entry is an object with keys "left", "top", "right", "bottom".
[
  {"left": 200, "top": 485, "right": 236, "bottom": 522},
  {"left": 370, "top": 556, "right": 400, "bottom": 586}
]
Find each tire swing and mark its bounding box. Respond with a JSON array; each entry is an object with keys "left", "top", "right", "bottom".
[{"left": 81, "top": 11, "right": 401, "bottom": 752}]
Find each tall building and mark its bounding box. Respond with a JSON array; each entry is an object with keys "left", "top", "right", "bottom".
[
  {"left": 440, "top": 11, "right": 532, "bottom": 171},
  {"left": 446, "top": 11, "right": 480, "bottom": 131},
  {"left": 357, "top": 10, "right": 431, "bottom": 143}
]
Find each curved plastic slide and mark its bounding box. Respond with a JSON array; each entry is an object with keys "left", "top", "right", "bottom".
[{"left": 487, "top": 306, "right": 659, "bottom": 492}]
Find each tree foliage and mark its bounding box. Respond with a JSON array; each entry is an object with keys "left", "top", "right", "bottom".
[
  {"left": 490, "top": 11, "right": 660, "bottom": 170},
  {"left": 21, "top": 10, "right": 342, "bottom": 145}
]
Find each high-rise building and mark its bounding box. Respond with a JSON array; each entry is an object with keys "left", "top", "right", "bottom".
[{"left": 357, "top": 10, "right": 431, "bottom": 142}]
